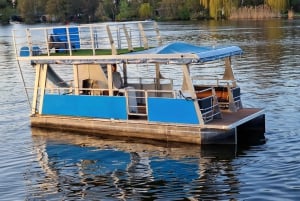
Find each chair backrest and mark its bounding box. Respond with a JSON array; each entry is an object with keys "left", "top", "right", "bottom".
[
  {"left": 20, "top": 46, "right": 30, "bottom": 57},
  {"left": 32, "top": 46, "right": 41, "bottom": 56},
  {"left": 52, "top": 27, "right": 80, "bottom": 50}
]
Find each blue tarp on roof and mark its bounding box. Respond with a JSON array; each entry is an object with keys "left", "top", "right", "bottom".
[{"left": 130, "top": 42, "right": 243, "bottom": 63}]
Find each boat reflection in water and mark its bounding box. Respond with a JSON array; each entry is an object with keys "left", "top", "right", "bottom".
[{"left": 29, "top": 128, "right": 265, "bottom": 200}]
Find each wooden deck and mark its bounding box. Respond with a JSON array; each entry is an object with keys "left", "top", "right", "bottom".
[{"left": 205, "top": 108, "right": 264, "bottom": 129}]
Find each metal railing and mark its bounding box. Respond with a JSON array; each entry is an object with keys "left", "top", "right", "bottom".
[
  {"left": 195, "top": 87, "right": 221, "bottom": 123},
  {"left": 192, "top": 77, "right": 237, "bottom": 87},
  {"left": 12, "top": 21, "right": 162, "bottom": 58},
  {"left": 34, "top": 83, "right": 225, "bottom": 123}
]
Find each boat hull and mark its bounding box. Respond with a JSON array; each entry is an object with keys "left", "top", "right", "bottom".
[{"left": 30, "top": 113, "right": 264, "bottom": 145}]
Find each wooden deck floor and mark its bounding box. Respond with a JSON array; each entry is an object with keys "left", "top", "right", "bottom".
[{"left": 205, "top": 108, "right": 264, "bottom": 129}]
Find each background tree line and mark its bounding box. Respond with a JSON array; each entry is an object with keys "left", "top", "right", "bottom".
[
  {"left": 0, "top": 0, "right": 15, "bottom": 24},
  {"left": 1, "top": 0, "right": 299, "bottom": 24}
]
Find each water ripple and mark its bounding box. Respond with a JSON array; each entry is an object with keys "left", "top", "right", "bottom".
[{"left": 1, "top": 20, "right": 300, "bottom": 200}]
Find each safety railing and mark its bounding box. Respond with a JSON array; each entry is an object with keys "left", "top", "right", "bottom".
[
  {"left": 195, "top": 87, "right": 221, "bottom": 123},
  {"left": 193, "top": 77, "right": 242, "bottom": 111},
  {"left": 12, "top": 21, "right": 162, "bottom": 58},
  {"left": 40, "top": 84, "right": 224, "bottom": 123},
  {"left": 192, "top": 77, "right": 237, "bottom": 88}
]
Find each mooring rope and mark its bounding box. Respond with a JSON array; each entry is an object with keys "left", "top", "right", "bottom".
[{"left": 16, "top": 59, "right": 31, "bottom": 109}]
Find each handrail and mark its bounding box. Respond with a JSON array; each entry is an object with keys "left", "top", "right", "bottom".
[
  {"left": 12, "top": 21, "right": 161, "bottom": 58},
  {"left": 30, "top": 84, "right": 223, "bottom": 123},
  {"left": 127, "top": 77, "right": 173, "bottom": 84},
  {"left": 198, "top": 98, "right": 220, "bottom": 123},
  {"left": 195, "top": 87, "right": 221, "bottom": 123},
  {"left": 193, "top": 77, "right": 237, "bottom": 87}
]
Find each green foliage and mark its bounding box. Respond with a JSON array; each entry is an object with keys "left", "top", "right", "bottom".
[
  {"left": 139, "top": 3, "right": 152, "bottom": 20},
  {"left": 184, "top": 0, "right": 202, "bottom": 20},
  {"left": 13, "top": 0, "right": 292, "bottom": 24},
  {"left": 0, "top": 9, "right": 11, "bottom": 24},
  {"left": 0, "top": 0, "right": 7, "bottom": 9},
  {"left": 240, "top": 0, "right": 265, "bottom": 6},
  {"left": 95, "top": 0, "right": 116, "bottom": 21},
  {"left": 178, "top": 5, "right": 190, "bottom": 20},
  {"left": 200, "top": 0, "right": 289, "bottom": 19},
  {"left": 266, "top": 0, "right": 289, "bottom": 12},
  {"left": 17, "top": 0, "right": 35, "bottom": 23},
  {"left": 46, "top": 0, "right": 61, "bottom": 22},
  {"left": 116, "top": 0, "right": 130, "bottom": 21},
  {"left": 159, "top": 0, "right": 188, "bottom": 20},
  {"left": 0, "top": 0, "right": 16, "bottom": 24}
]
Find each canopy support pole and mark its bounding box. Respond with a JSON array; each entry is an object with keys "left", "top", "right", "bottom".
[{"left": 181, "top": 64, "right": 204, "bottom": 125}]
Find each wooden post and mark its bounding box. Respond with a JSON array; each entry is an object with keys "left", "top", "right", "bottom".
[
  {"left": 155, "top": 63, "right": 161, "bottom": 92},
  {"left": 181, "top": 64, "right": 203, "bottom": 125},
  {"left": 26, "top": 28, "right": 32, "bottom": 56},
  {"left": 123, "top": 24, "right": 133, "bottom": 52},
  {"left": 44, "top": 29, "right": 50, "bottom": 56},
  {"left": 31, "top": 64, "right": 41, "bottom": 115},
  {"left": 153, "top": 21, "right": 162, "bottom": 46},
  {"left": 73, "top": 64, "right": 80, "bottom": 95},
  {"left": 138, "top": 22, "right": 149, "bottom": 49},
  {"left": 38, "top": 64, "right": 48, "bottom": 114},
  {"left": 227, "top": 83, "right": 237, "bottom": 112},
  {"left": 107, "top": 64, "right": 113, "bottom": 96},
  {"left": 223, "top": 57, "right": 236, "bottom": 86},
  {"left": 106, "top": 25, "right": 117, "bottom": 55},
  {"left": 89, "top": 25, "right": 96, "bottom": 55},
  {"left": 66, "top": 27, "right": 72, "bottom": 56},
  {"left": 123, "top": 63, "right": 128, "bottom": 86}
]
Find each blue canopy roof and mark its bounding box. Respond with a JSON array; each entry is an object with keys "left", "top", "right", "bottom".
[
  {"left": 28, "top": 42, "right": 243, "bottom": 65},
  {"left": 130, "top": 42, "right": 243, "bottom": 63}
]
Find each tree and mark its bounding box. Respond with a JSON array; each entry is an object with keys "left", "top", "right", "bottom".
[
  {"left": 180, "top": 5, "right": 191, "bottom": 20},
  {"left": 103, "top": 0, "right": 117, "bottom": 21},
  {"left": 82, "top": 0, "right": 99, "bottom": 22},
  {"left": 0, "top": 0, "right": 12, "bottom": 24},
  {"left": 68, "top": 0, "right": 84, "bottom": 22},
  {"left": 13, "top": 0, "right": 292, "bottom": 24},
  {"left": 265, "top": 0, "right": 289, "bottom": 12},
  {"left": 36, "top": 0, "right": 47, "bottom": 17},
  {"left": 239, "top": 0, "right": 265, "bottom": 6},
  {"left": 117, "top": 0, "right": 130, "bottom": 20},
  {"left": 139, "top": 3, "right": 152, "bottom": 19},
  {"left": 0, "top": 0, "right": 7, "bottom": 9},
  {"left": 129, "top": 0, "right": 142, "bottom": 19},
  {"left": 200, "top": 0, "right": 209, "bottom": 9},
  {"left": 290, "top": 0, "right": 300, "bottom": 12},
  {"left": 159, "top": 0, "right": 182, "bottom": 20},
  {"left": 95, "top": 1, "right": 107, "bottom": 21},
  {"left": 46, "top": 0, "right": 63, "bottom": 22},
  {"left": 200, "top": 0, "right": 247, "bottom": 19},
  {"left": 17, "top": 0, "right": 35, "bottom": 23}
]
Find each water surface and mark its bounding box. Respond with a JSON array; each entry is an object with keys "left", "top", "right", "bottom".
[{"left": 0, "top": 19, "right": 300, "bottom": 200}]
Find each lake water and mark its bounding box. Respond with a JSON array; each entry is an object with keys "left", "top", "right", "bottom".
[{"left": 0, "top": 19, "right": 300, "bottom": 200}]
